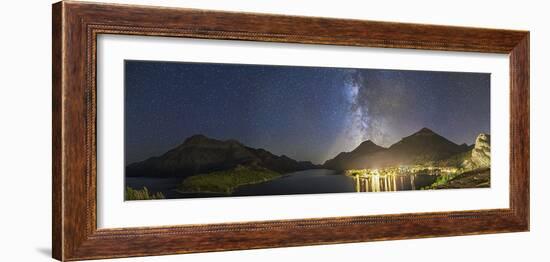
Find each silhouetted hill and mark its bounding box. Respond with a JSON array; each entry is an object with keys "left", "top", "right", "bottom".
[
  {"left": 126, "top": 135, "right": 318, "bottom": 177},
  {"left": 379, "top": 127, "right": 469, "bottom": 164},
  {"left": 323, "top": 140, "right": 385, "bottom": 170},
  {"left": 324, "top": 128, "right": 472, "bottom": 170}
]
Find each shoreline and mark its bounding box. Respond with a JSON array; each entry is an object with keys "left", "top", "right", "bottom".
[{"left": 175, "top": 169, "right": 338, "bottom": 195}]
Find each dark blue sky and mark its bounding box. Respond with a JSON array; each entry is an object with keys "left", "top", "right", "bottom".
[{"left": 125, "top": 60, "right": 490, "bottom": 165}]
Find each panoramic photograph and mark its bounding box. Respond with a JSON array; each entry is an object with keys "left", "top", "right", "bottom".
[{"left": 124, "top": 60, "right": 491, "bottom": 201}]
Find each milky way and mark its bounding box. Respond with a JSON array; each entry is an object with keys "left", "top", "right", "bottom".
[{"left": 125, "top": 60, "right": 490, "bottom": 165}]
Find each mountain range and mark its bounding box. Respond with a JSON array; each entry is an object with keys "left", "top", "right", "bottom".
[
  {"left": 126, "top": 134, "right": 318, "bottom": 177},
  {"left": 126, "top": 128, "right": 487, "bottom": 177},
  {"left": 323, "top": 128, "right": 472, "bottom": 170}
]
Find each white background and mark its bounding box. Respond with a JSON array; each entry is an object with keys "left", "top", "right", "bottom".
[
  {"left": 0, "top": 0, "right": 546, "bottom": 261},
  {"left": 98, "top": 35, "right": 509, "bottom": 228}
]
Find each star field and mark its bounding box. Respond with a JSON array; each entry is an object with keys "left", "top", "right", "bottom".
[{"left": 125, "top": 60, "right": 490, "bottom": 165}]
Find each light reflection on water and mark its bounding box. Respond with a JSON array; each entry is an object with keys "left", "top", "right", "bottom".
[
  {"left": 353, "top": 174, "right": 438, "bottom": 192},
  {"left": 126, "top": 169, "right": 444, "bottom": 199}
]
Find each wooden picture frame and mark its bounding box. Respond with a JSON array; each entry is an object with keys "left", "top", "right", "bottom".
[{"left": 52, "top": 1, "right": 529, "bottom": 261}]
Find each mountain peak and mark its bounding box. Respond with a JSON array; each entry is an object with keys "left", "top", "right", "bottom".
[
  {"left": 416, "top": 127, "right": 435, "bottom": 134},
  {"left": 408, "top": 127, "right": 439, "bottom": 137},
  {"left": 183, "top": 134, "right": 210, "bottom": 144},
  {"left": 353, "top": 140, "right": 384, "bottom": 155},
  {"left": 323, "top": 139, "right": 385, "bottom": 169},
  {"left": 359, "top": 140, "right": 375, "bottom": 146}
]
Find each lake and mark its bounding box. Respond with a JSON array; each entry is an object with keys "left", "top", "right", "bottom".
[{"left": 126, "top": 169, "right": 439, "bottom": 199}]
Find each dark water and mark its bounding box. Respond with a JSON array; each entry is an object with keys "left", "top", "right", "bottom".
[
  {"left": 126, "top": 169, "right": 439, "bottom": 200},
  {"left": 234, "top": 169, "right": 437, "bottom": 196},
  {"left": 233, "top": 169, "right": 355, "bottom": 196}
]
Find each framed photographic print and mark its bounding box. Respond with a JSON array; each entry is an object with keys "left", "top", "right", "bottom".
[{"left": 52, "top": 1, "right": 529, "bottom": 261}]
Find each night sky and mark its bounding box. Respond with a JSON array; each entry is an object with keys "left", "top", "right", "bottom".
[{"left": 125, "top": 60, "right": 490, "bottom": 165}]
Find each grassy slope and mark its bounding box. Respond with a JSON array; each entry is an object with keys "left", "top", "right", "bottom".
[
  {"left": 435, "top": 149, "right": 471, "bottom": 167},
  {"left": 125, "top": 187, "right": 165, "bottom": 200},
  {"left": 179, "top": 165, "right": 281, "bottom": 194},
  {"left": 426, "top": 148, "right": 491, "bottom": 189},
  {"left": 428, "top": 168, "right": 491, "bottom": 189}
]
